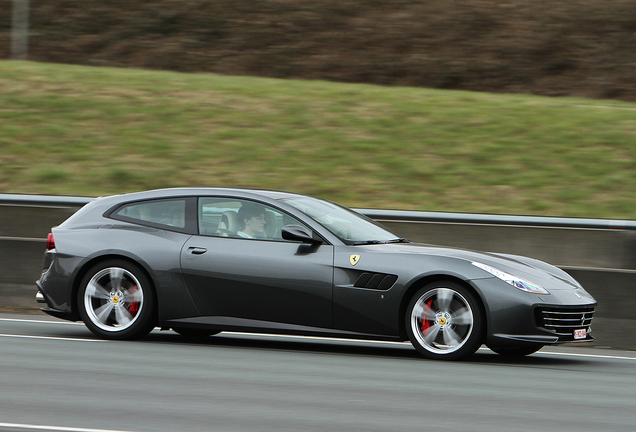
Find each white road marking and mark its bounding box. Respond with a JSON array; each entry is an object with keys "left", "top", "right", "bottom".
[
  {"left": 0, "top": 318, "right": 102, "bottom": 341},
  {"left": 3, "top": 317, "right": 635, "bottom": 359},
  {"left": 538, "top": 350, "right": 636, "bottom": 361},
  {"left": 224, "top": 333, "right": 636, "bottom": 360},
  {"left": 0, "top": 318, "right": 83, "bottom": 325},
  {"left": 477, "top": 346, "right": 636, "bottom": 361},
  {"left": 0, "top": 334, "right": 105, "bottom": 342},
  {"left": 0, "top": 422, "right": 135, "bottom": 432}
]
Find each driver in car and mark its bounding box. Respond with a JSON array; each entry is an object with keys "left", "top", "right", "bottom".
[{"left": 237, "top": 204, "right": 267, "bottom": 239}]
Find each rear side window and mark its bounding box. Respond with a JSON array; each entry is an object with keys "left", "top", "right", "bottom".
[{"left": 110, "top": 198, "right": 194, "bottom": 232}]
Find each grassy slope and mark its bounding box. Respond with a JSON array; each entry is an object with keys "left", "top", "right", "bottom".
[{"left": 1, "top": 61, "right": 635, "bottom": 218}]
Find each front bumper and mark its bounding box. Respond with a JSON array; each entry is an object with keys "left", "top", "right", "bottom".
[{"left": 471, "top": 277, "right": 597, "bottom": 349}]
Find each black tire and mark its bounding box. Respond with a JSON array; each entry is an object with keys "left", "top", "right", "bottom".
[
  {"left": 406, "top": 281, "right": 484, "bottom": 360},
  {"left": 487, "top": 344, "right": 543, "bottom": 357},
  {"left": 78, "top": 259, "right": 156, "bottom": 340},
  {"left": 172, "top": 327, "right": 220, "bottom": 338}
]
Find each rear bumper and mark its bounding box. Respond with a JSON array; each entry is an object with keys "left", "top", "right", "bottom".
[
  {"left": 40, "top": 307, "right": 77, "bottom": 321},
  {"left": 36, "top": 257, "right": 80, "bottom": 322},
  {"left": 35, "top": 290, "right": 46, "bottom": 304}
]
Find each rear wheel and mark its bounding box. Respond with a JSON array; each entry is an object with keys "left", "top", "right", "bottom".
[
  {"left": 406, "top": 281, "right": 483, "bottom": 360},
  {"left": 78, "top": 259, "right": 156, "bottom": 340}
]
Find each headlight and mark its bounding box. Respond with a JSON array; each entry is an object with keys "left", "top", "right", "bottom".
[{"left": 471, "top": 262, "right": 549, "bottom": 294}]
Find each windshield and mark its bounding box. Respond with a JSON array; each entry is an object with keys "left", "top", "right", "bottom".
[{"left": 283, "top": 197, "right": 407, "bottom": 244}]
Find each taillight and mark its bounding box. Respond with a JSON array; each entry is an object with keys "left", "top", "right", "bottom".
[{"left": 46, "top": 233, "right": 56, "bottom": 251}]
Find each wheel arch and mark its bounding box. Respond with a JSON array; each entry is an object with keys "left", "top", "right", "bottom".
[
  {"left": 397, "top": 274, "right": 488, "bottom": 342},
  {"left": 71, "top": 254, "right": 158, "bottom": 324}
]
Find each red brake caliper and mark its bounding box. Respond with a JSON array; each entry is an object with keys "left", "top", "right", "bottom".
[
  {"left": 128, "top": 285, "right": 139, "bottom": 315},
  {"left": 421, "top": 299, "right": 433, "bottom": 332}
]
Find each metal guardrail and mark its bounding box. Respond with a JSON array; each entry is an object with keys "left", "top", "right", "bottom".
[
  {"left": 3, "top": 193, "right": 636, "bottom": 231},
  {"left": 359, "top": 209, "right": 636, "bottom": 231},
  {"left": 1, "top": 192, "right": 636, "bottom": 349},
  {"left": 0, "top": 194, "right": 94, "bottom": 207}
]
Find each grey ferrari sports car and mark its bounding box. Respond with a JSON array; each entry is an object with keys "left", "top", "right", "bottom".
[{"left": 36, "top": 188, "right": 596, "bottom": 360}]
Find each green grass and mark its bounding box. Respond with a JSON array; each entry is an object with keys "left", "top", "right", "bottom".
[{"left": 1, "top": 60, "right": 635, "bottom": 218}]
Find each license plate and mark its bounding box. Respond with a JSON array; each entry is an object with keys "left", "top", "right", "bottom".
[{"left": 574, "top": 329, "right": 587, "bottom": 340}]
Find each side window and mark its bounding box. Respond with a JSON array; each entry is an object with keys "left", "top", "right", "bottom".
[
  {"left": 114, "top": 199, "right": 186, "bottom": 229},
  {"left": 199, "top": 197, "right": 312, "bottom": 241}
]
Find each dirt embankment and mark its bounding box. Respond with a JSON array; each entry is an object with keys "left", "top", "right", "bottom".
[{"left": 2, "top": 0, "right": 636, "bottom": 101}]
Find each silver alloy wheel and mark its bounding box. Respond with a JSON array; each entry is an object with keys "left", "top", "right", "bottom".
[
  {"left": 84, "top": 267, "right": 144, "bottom": 332},
  {"left": 410, "top": 287, "right": 474, "bottom": 355}
]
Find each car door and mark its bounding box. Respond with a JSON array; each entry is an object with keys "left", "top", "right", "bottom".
[{"left": 179, "top": 197, "right": 334, "bottom": 329}]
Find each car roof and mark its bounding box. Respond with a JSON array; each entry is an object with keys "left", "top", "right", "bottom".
[
  {"left": 97, "top": 187, "right": 306, "bottom": 203},
  {"left": 59, "top": 187, "right": 316, "bottom": 229}
]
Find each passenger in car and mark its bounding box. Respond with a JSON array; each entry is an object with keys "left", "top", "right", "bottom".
[{"left": 237, "top": 204, "right": 267, "bottom": 239}]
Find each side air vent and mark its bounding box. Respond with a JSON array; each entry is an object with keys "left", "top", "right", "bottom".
[{"left": 354, "top": 273, "right": 398, "bottom": 290}]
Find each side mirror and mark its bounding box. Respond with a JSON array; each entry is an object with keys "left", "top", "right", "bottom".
[{"left": 282, "top": 224, "right": 322, "bottom": 244}]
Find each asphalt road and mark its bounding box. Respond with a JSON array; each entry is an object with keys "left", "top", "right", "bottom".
[{"left": 1, "top": 313, "right": 635, "bottom": 432}]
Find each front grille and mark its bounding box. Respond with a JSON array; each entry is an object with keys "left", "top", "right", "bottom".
[{"left": 536, "top": 306, "right": 595, "bottom": 341}]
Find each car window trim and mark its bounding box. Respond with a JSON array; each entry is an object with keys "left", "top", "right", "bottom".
[
  {"left": 196, "top": 196, "right": 330, "bottom": 244},
  {"left": 105, "top": 197, "right": 198, "bottom": 235}
]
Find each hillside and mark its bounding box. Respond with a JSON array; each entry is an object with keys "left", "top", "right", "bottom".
[
  {"left": 1, "top": 0, "right": 636, "bottom": 101},
  {"left": 1, "top": 61, "right": 635, "bottom": 219}
]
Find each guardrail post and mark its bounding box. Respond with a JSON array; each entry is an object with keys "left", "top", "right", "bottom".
[{"left": 11, "top": 0, "right": 30, "bottom": 60}]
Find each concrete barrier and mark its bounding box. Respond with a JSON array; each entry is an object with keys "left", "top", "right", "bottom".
[{"left": 1, "top": 194, "right": 634, "bottom": 350}]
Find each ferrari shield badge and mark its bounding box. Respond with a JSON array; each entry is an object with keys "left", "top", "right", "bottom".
[{"left": 350, "top": 254, "right": 360, "bottom": 266}]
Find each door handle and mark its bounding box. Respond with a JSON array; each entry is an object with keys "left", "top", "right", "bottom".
[{"left": 188, "top": 247, "right": 207, "bottom": 255}]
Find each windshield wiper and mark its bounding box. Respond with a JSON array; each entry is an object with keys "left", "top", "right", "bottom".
[{"left": 351, "top": 238, "right": 410, "bottom": 245}]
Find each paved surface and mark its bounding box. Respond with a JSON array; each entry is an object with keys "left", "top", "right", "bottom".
[{"left": 1, "top": 312, "right": 635, "bottom": 432}]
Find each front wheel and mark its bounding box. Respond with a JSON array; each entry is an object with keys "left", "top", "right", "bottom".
[
  {"left": 406, "top": 281, "right": 483, "bottom": 360},
  {"left": 78, "top": 259, "right": 156, "bottom": 340}
]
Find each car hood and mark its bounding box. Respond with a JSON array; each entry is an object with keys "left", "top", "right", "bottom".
[{"left": 360, "top": 242, "right": 584, "bottom": 292}]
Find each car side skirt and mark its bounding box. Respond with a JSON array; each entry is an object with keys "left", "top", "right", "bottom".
[{"left": 164, "top": 316, "right": 405, "bottom": 342}]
